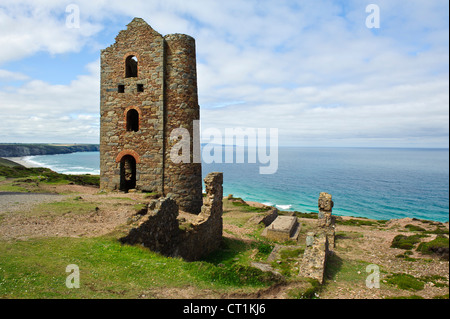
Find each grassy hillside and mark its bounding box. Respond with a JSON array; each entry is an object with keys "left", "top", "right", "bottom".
[
  {"left": 0, "top": 157, "right": 25, "bottom": 168},
  {"left": 0, "top": 236, "right": 282, "bottom": 298},
  {"left": 0, "top": 159, "right": 99, "bottom": 189}
]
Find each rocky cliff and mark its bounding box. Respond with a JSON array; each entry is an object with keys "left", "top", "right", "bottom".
[{"left": 0, "top": 144, "right": 99, "bottom": 157}]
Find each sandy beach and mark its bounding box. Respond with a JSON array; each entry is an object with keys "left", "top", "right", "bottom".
[{"left": 2, "top": 157, "right": 40, "bottom": 168}]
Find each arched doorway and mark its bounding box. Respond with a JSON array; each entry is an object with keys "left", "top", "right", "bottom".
[{"left": 120, "top": 155, "right": 136, "bottom": 191}]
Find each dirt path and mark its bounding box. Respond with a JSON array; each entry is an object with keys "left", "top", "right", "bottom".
[
  {"left": 0, "top": 192, "right": 68, "bottom": 213},
  {"left": 0, "top": 185, "right": 143, "bottom": 240}
]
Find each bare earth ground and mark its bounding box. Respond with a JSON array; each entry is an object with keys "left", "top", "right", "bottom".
[
  {"left": 0, "top": 183, "right": 139, "bottom": 240},
  {"left": 0, "top": 182, "right": 448, "bottom": 299}
]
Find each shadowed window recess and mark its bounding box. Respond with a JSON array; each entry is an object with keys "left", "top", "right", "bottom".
[
  {"left": 126, "top": 109, "right": 139, "bottom": 132},
  {"left": 125, "top": 55, "right": 138, "bottom": 78}
]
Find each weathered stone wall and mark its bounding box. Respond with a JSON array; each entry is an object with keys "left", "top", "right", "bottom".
[
  {"left": 119, "top": 197, "right": 181, "bottom": 255},
  {"left": 248, "top": 207, "right": 278, "bottom": 226},
  {"left": 119, "top": 172, "right": 223, "bottom": 261},
  {"left": 177, "top": 172, "right": 223, "bottom": 260},
  {"left": 299, "top": 232, "right": 329, "bottom": 284},
  {"left": 100, "top": 18, "right": 202, "bottom": 214},
  {"left": 299, "top": 192, "right": 335, "bottom": 283},
  {"left": 100, "top": 18, "right": 165, "bottom": 194},
  {"left": 163, "top": 34, "right": 202, "bottom": 214}
]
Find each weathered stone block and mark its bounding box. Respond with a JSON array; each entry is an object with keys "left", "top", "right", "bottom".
[{"left": 263, "top": 216, "right": 300, "bottom": 242}]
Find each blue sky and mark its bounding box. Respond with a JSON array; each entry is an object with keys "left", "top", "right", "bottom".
[{"left": 0, "top": 0, "right": 448, "bottom": 147}]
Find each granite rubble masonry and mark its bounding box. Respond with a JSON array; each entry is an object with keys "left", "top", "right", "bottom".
[
  {"left": 299, "top": 192, "right": 335, "bottom": 284},
  {"left": 100, "top": 17, "right": 202, "bottom": 214},
  {"left": 248, "top": 207, "right": 278, "bottom": 226},
  {"left": 178, "top": 172, "right": 223, "bottom": 260},
  {"left": 299, "top": 232, "right": 329, "bottom": 284},
  {"left": 119, "top": 172, "right": 223, "bottom": 261},
  {"left": 263, "top": 215, "right": 301, "bottom": 242},
  {"left": 317, "top": 192, "right": 336, "bottom": 248}
]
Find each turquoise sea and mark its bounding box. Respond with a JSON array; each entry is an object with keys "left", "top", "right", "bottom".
[{"left": 25, "top": 148, "right": 449, "bottom": 222}]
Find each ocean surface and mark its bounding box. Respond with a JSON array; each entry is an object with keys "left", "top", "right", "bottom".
[{"left": 23, "top": 148, "right": 449, "bottom": 222}]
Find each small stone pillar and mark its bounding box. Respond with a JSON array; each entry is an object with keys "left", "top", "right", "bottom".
[
  {"left": 199, "top": 172, "right": 223, "bottom": 242},
  {"left": 202, "top": 172, "right": 223, "bottom": 216},
  {"left": 317, "top": 192, "right": 335, "bottom": 248}
]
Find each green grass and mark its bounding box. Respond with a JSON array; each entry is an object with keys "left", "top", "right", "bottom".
[
  {"left": 0, "top": 236, "right": 280, "bottom": 298},
  {"left": 385, "top": 273, "right": 425, "bottom": 291},
  {"left": 0, "top": 158, "right": 24, "bottom": 168},
  {"left": 416, "top": 236, "right": 449, "bottom": 259},
  {"left": 287, "top": 278, "right": 321, "bottom": 299},
  {"left": 0, "top": 165, "right": 99, "bottom": 187},
  {"left": 425, "top": 227, "right": 449, "bottom": 235},
  {"left": 203, "top": 237, "right": 274, "bottom": 266},
  {"left": 0, "top": 183, "right": 30, "bottom": 193},
  {"left": 405, "top": 224, "right": 426, "bottom": 232},
  {"left": 29, "top": 199, "right": 100, "bottom": 217},
  {"left": 336, "top": 218, "right": 381, "bottom": 227},
  {"left": 395, "top": 250, "right": 417, "bottom": 261},
  {"left": 271, "top": 247, "right": 304, "bottom": 277},
  {"left": 385, "top": 273, "right": 448, "bottom": 292},
  {"left": 230, "top": 200, "right": 271, "bottom": 213},
  {"left": 324, "top": 254, "right": 372, "bottom": 284},
  {"left": 290, "top": 211, "right": 318, "bottom": 219},
  {"left": 391, "top": 234, "right": 427, "bottom": 250}
]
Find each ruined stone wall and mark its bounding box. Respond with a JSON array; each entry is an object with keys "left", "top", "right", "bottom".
[
  {"left": 120, "top": 197, "right": 181, "bottom": 254},
  {"left": 178, "top": 172, "right": 223, "bottom": 260},
  {"left": 119, "top": 172, "right": 223, "bottom": 261},
  {"left": 100, "top": 18, "right": 202, "bottom": 214},
  {"left": 299, "top": 232, "right": 329, "bottom": 284},
  {"left": 299, "top": 192, "right": 335, "bottom": 284}
]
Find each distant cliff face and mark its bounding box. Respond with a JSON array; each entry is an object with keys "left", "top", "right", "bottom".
[{"left": 0, "top": 144, "right": 100, "bottom": 157}]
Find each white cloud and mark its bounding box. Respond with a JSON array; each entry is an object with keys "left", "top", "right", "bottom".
[
  {"left": 0, "top": 0, "right": 447, "bottom": 147},
  {"left": 0, "top": 1, "right": 103, "bottom": 65},
  {"left": 0, "top": 59, "right": 100, "bottom": 143},
  {"left": 0, "top": 69, "right": 29, "bottom": 81}
]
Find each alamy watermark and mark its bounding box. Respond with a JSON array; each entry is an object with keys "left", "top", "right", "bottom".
[
  {"left": 66, "top": 4, "right": 80, "bottom": 29},
  {"left": 366, "top": 4, "right": 380, "bottom": 29},
  {"left": 66, "top": 264, "right": 80, "bottom": 289},
  {"left": 365, "top": 264, "right": 380, "bottom": 289},
  {"left": 170, "top": 121, "right": 279, "bottom": 174}
]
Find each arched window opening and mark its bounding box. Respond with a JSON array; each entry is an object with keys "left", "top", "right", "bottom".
[
  {"left": 125, "top": 55, "right": 138, "bottom": 78},
  {"left": 120, "top": 155, "right": 136, "bottom": 192},
  {"left": 126, "top": 109, "right": 139, "bottom": 132}
]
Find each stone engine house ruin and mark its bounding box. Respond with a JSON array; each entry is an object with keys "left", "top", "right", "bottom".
[{"left": 100, "top": 17, "right": 202, "bottom": 214}]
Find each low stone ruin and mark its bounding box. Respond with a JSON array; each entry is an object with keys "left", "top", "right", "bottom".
[
  {"left": 119, "top": 172, "right": 223, "bottom": 261},
  {"left": 248, "top": 207, "right": 278, "bottom": 226},
  {"left": 299, "top": 232, "right": 329, "bottom": 284},
  {"left": 262, "top": 216, "right": 301, "bottom": 242},
  {"left": 299, "top": 192, "right": 335, "bottom": 284}
]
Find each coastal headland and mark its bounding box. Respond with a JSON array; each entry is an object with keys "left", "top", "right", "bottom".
[
  {"left": 0, "top": 143, "right": 99, "bottom": 158},
  {"left": 0, "top": 158, "right": 448, "bottom": 299}
]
